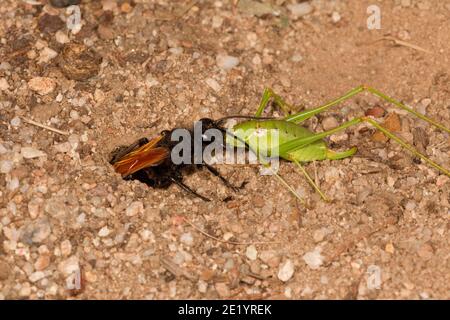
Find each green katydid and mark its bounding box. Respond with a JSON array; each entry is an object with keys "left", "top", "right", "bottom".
[{"left": 225, "top": 85, "right": 450, "bottom": 202}]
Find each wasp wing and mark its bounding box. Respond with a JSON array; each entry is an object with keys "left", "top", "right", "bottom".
[{"left": 112, "top": 135, "right": 170, "bottom": 177}]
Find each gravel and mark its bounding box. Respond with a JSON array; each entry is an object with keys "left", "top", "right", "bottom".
[
  {"left": 277, "top": 259, "right": 295, "bottom": 282},
  {"left": 216, "top": 54, "right": 240, "bottom": 70},
  {"left": 302, "top": 247, "right": 324, "bottom": 270},
  {"left": 287, "top": 2, "right": 313, "bottom": 17},
  {"left": 0, "top": 0, "right": 448, "bottom": 300}
]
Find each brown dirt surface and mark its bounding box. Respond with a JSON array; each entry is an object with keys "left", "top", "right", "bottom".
[{"left": 0, "top": 0, "right": 449, "bottom": 300}]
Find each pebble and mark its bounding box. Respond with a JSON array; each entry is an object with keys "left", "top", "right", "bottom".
[
  {"left": 98, "top": 226, "right": 110, "bottom": 237},
  {"left": 60, "top": 240, "right": 72, "bottom": 256},
  {"left": 0, "top": 78, "right": 9, "bottom": 91},
  {"left": 212, "top": 16, "right": 223, "bottom": 28},
  {"left": 302, "top": 247, "right": 324, "bottom": 269},
  {"left": 180, "top": 232, "right": 194, "bottom": 246},
  {"left": 38, "top": 47, "right": 58, "bottom": 64},
  {"left": 331, "top": 11, "right": 341, "bottom": 23},
  {"left": 0, "top": 160, "right": 13, "bottom": 174},
  {"left": 277, "top": 259, "right": 295, "bottom": 282},
  {"left": 313, "top": 228, "right": 328, "bottom": 242},
  {"left": 29, "top": 271, "right": 46, "bottom": 283},
  {"left": 120, "top": 2, "right": 133, "bottom": 13},
  {"left": 417, "top": 243, "right": 434, "bottom": 260},
  {"left": 19, "top": 283, "right": 31, "bottom": 297},
  {"left": 287, "top": 2, "right": 313, "bottom": 17},
  {"left": 322, "top": 116, "right": 339, "bottom": 131},
  {"left": 245, "top": 245, "right": 258, "bottom": 261},
  {"left": 28, "top": 77, "right": 57, "bottom": 95},
  {"left": 216, "top": 54, "right": 240, "bottom": 70},
  {"left": 401, "top": 0, "right": 412, "bottom": 7},
  {"left": 10, "top": 116, "right": 21, "bottom": 127},
  {"left": 21, "top": 147, "right": 46, "bottom": 159},
  {"left": 385, "top": 243, "right": 395, "bottom": 254},
  {"left": 405, "top": 201, "right": 416, "bottom": 211},
  {"left": 58, "top": 256, "right": 79, "bottom": 276},
  {"left": 215, "top": 282, "right": 231, "bottom": 298},
  {"left": 97, "top": 24, "right": 115, "bottom": 40},
  {"left": 169, "top": 47, "right": 183, "bottom": 55},
  {"left": 223, "top": 232, "right": 234, "bottom": 241},
  {"left": 54, "top": 142, "right": 72, "bottom": 153},
  {"left": 126, "top": 201, "right": 144, "bottom": 216},
  {"left": 21, "top": 219, "right": 52, "bottom": 244},
  {"left": 372, "top": 113, "right": 401, "bottom": 142},
  {"left": 291, "top": 53, "right": 303, "bottom": 63},
  {"left": 34, "top": 255, "right": 50, "bottom": 271},
  {"left": 224, "top": 258, "right": 234, "bottom": 271},
  {"left": 8, "top": 177, "right": 19, "bottom": 191},
  {"left": 365, "top": 106, "right": 386, "bottom": 118},
  {"left": 0, "top": 261, "right": 11, "bottom": 280},
  {"left": 436, "top": 175, "right": 448, "bottom": 187},
  {"left": 55, "top": 30, "right": 70, "bottom": 44},
  {"left": 205, "top": 78, "right": 221, "bottom": 92},
  {"left": 198, "top": 280, "right": 208, "bottom": 293}
]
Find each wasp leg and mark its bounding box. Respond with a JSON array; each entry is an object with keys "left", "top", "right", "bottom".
[
  {"left": 203, "top": 163, "right": 246, "bottom": 193},
  {"left": 170, "top": 177, "right": 211, "bottom": 202},
  {"left": 109, "top": 137, "right": 149, "bottom": 164}
]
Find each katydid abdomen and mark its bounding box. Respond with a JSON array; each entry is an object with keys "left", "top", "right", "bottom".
[{"left": 229, "top": 119, "right": 356, "bottom": 162}]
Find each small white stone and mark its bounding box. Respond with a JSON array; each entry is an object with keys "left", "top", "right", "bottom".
[
  {"left": 180, "top": 232, "right": 194, "bottom": 246},
  {"left": 245, "top": 245, "right": 258, "bottom": 261},
  {"left": 277, "top": 259, "right": 295, "bottom": 282},
  {"left": 7, "top": 177, "right": 19, "bottom": 191},
  {"left": 212, "top": 16, "right": 223, "bottom": 28},
  {"left": 60, "top": 240, "right": 72, "bottom": 256},
  {"left": 38, "top": 47, "right": 58, "bottom": 64},
  {"left": 0, "top": 143, "right": 8, "bottom": 154},
  {"left": 28, "top": 197, "right": 42, "bottom": 219},
  {"left": 303, "top": 247, "right": 324, "bottom": 269},
  {"left": 54, "top": 142, "right": 72, "bottom": 153},
  {"left": 205, "top": 78, "right": 221, "bottom": 92},
  {"left": 0, "top": 160, "right": 13, "bottom": 174},
  {"left": 98, "top": 226, "right": 110, "bottom": 237},
  {"left": 331, "top": 11, "right": 341, "bottom": 23},
  {"left": 287, "top": 2, "right": 313, "bottom": 17},
  {"left": 29, "top": 271, "right": 46, "bottom": 283},
  {"left": 169, "top": 47, "right": 183, "bottom": 55},
  {"left": 223, "top": 232, "right": 234, "bottom": 241},
  {"left": 291, "top": 53, "right": 303, "bottom": 62},
  {"left": 55, "top": 30, "right": 70, "bottom": 44},
  {"left": 198, "top": 280, "right": 208, "bottom": 293},
  {"left": 10, "top": 116, "right": 21, "bottom": 127},
  {"left": 405, "top": 201, "right": 416, "bottom": 211},
  {"left": 21, "top": 147, "right": 46, "bottom": 159},
  {"left": 126, "top": 201, "right": 144, "bottom": 216},
  {"left": 145, "top": 75, "right": 159, "bottom": 88},
  {"left": 216, "top": 54, "right": 240, "bottom": 70},
  {"left": 58, "top": 256, "right": 79, "bottom": 276},
  {"left": 0, "top": 78, "right": 9, "bottom": 91}
]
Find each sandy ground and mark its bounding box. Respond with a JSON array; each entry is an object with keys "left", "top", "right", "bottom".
[{"left": 0, "top": 0, "right": 449, "bottom": 299}]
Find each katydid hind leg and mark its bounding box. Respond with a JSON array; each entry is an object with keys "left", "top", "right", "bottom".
[
  {"left": 292, "top": 159, "right": 329, "bottom": 202},
  {"left": 280, "top": 116, "right": 449, "bottom": 177},
  {"left": 284, "top": 85, "right": 450, "bottom": 135}
]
